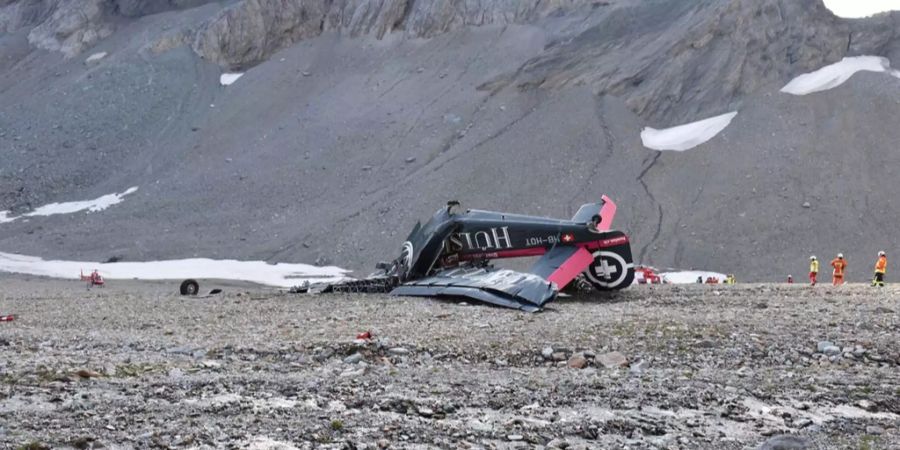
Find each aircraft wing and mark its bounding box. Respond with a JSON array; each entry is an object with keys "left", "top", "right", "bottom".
[
  {"left": 529, "top": 245, "right": 594, "bottom": 289},
  {"left": 390, "top": 267, "right": 557, "bottom": 312}
]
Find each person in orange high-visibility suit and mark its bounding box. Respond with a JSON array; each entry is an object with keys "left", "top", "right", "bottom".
[
  {"left": 831, "top": 253, "right": 847, "bottom": 285},
  {"left": 873, "top": 251, "right": 887, "bottom": 287}
]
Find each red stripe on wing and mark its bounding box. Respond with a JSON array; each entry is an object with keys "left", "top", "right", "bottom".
[{"left": 546, "top": 247, "right": 594, "bottom": 287}]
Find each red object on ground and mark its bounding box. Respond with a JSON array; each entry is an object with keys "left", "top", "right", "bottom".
[
  {"left": 0, "top": 315, "right": 14, "bottom": 322},
  {"left": 80, "top": 269, "right": 105, "bottom": 287},
  {"left": 356, "top": 331, "right": 372, "bottom": 340},
  {"left": 635, "top": 266, "right": 662, "bottom": 284},
  {"left": 546, "top": 247, "right": 594, "bottom": 288}
]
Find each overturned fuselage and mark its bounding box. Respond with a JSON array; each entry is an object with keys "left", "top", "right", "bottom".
[{"left": 342, "top": 196, "right": 635, "bottom": 311}]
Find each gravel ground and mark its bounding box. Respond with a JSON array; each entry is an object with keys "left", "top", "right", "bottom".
[{"left": 1, "top": 278, "right": 899, "bottom": 449}]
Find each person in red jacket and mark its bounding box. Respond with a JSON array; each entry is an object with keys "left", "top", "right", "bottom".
[
  {"left": 809, "top": 256, "right": 819, "bottom": 286},
  {"left": 831, "top": 254, "right": 847, "bottom": 286}
]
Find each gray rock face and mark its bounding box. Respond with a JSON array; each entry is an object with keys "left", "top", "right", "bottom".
[
  {"left": 0, "top": 0, "right": 57, "bottom": 33},
  {"left": 26, "top": 0, "right": 113, "bottom": 57},
  {"left": 1, "top": 0, "right": 219, "bottom": 55},
  {"left": 191, "top": 0, "right": 900, "bottom": 123},
  {"left": 191, "top": 0, "right": 332, "bottom": 70},
  {"left": 192, "top": 0, "right": 600, "bottom": 69},
  {"left": 113, "top": 0, "right": 217, "bottom": 17},
  {"left": 507, "top": 0, "right": 867, "bottom": 123},
  {"left": 848, "top": 13, "right": 900, "bottom": 60},
  {"left": 399, "top": 0, "right": 596, "bottom": 38},
  {"left": 3, "top": 0, "right": 899, "bottom": 121}
]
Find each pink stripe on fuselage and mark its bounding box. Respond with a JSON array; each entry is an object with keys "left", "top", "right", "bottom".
[
  {"left": 546, "top": 247, "right": 594, "bottom": 287},
  {"left": 459, "top": 247, "right": 547, "bottom": 261},
  {"left": 598, "top": 195, "right": 617, "bottom": 231}
]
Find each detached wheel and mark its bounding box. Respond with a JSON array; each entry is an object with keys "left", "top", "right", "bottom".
[{"left": 180, "top": 279, "right": 200, "bottom": 296}]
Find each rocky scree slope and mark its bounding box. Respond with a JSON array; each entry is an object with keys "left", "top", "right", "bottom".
[{"left": 0, "top": 0, "right": 899, "bottom": 280}]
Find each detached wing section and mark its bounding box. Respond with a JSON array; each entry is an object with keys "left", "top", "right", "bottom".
[
  {"left": 530, "top": 246, "right": 594, "bottom": 289},
  {"left": 391, "top": 267, "right": 556, "bottom": 312}
]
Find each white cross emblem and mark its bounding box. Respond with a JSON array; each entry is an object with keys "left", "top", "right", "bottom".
[
  {"left": 585, "top": 251, "right": 633, "bottom": 289},
  {"left": 598, "top": 258, "right": 618, "bottom": 280}
]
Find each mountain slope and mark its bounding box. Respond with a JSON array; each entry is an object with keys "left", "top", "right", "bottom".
[{"left": 0, "top": 0, "right": 899, "bottom": 280}]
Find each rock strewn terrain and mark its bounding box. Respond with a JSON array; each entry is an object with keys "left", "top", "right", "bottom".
[{"left": 1, "top": 279, "right": 899, "bottom": 449}]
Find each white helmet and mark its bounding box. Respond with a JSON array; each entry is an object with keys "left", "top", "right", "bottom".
[
  {"left": 879, "top": 251, "right": 886, "bottom": 256},
  {"left": 838, "top": 253, "right": 844, "bottom": 258},
  {"left": 810, "top": 256, "right": 816, "bottom": 260}
]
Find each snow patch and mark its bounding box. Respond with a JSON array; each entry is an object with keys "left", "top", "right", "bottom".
[
  {"left": 85, "top": 52, "right": 107, "bottom": 63},
  {"left": 659, "top": 271, "right": 728, "bottom": 284},
  {"left": 0, "top": 251, "right": 348, "bottom": 287},
  {"left": 823, "top": 0, "right": 900, "bottom": 18},
  {"left": 0, "top": 187, "right": 138, "bottom": 224},
  {"left": 781, "top": 56, "right": 896, "bottom": 95},
  {"left": 641, "top": 112, "right": 737, "bottom": 151},
  {"left": 220, "top": 73, "right": 244, "bottom": 86}
]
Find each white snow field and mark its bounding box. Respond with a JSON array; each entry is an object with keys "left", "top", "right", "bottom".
[
  {"left": 0, "top": 187, "right": 139, "bottom": 224},
  {"left": 85, "top": 52, "right": 107, "bottom": 63},
  {"left": 781, "top": 56, "right": 899, "bottom": 95},
  {"left": 660, "top": 271, "right": 730, "bottom": 284},
  {"left": 0, "top": 252, "right": 349, "bottom": 287},
  {"left": 220, "top": 73, "right": 244, "bottom": 86},
  {"left": 823, "top": 0, "right": 900, "bottom": 18},
  {"left": 640, "top": 112, "right": 738, "bottom": 151}
]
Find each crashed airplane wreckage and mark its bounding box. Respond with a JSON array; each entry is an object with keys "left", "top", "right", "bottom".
[{"left": 302, "top": 196, "right": 634, "bottom": 311}]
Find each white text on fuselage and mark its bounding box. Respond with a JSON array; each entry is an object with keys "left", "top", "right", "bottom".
[
  {"left": 524, "top": 235, "right": 560, "bottom": 247},
  {"left": 450, "top": 227, "right": 513, "bottom": 251}
]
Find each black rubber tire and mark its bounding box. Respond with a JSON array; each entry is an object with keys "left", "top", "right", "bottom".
[{"left": 180, "top": 279, "right": 200, "bottom": 296}]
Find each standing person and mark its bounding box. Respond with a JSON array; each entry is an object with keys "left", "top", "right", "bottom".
[
  {"left": 831, "top": 253, "right": 847, "bottom": 286},
  {"left": 809, "top": 256, "right": 819, "bottom": 286},
  {"left": 873, "top": 251, "right": 887, "bottom": 287}
]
